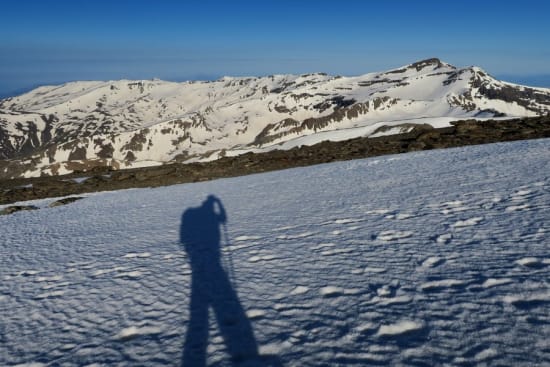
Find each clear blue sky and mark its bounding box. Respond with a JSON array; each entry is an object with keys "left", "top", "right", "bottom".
[{"left": 1, "top": 0, "right": 549, "bottom": 97}]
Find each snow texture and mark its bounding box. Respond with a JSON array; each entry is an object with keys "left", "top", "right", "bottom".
[{"left": 1, "top": 138, "right": 550, "bottom": 366}]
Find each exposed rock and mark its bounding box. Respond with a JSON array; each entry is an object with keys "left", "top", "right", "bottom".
[
  {"left": 48, "top": 196, "right": 84, "bottom": 207},
  {"left": 1, "top": 205, "right": 39, "bottom": 215},
  {"left": 68, "top": 145, "right": 87, "bottom": 161},
  {"left": 0, "top": 116, "right": 549, "bottom": 205},
  {"left": 122, "top": 131, "right": 148, "bottom": 152},
  {"left": 125, "top": 151, "right": 137, "bottom": 162},
  {"left": 476, "top": 83, "right": 550, "bottom": 114},
  {"left": 410, "top": 58, "right": 445, "bottom": 71},
  {"left": 96, "top": 142, "right": 115, "bottom": 159}
]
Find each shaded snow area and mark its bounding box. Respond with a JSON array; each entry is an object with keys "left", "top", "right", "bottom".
[{"left": 2, "top": 139, "right": 550, "bottom": 366}]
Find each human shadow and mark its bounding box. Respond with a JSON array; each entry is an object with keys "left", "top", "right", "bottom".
[{"left": 180, "top": 195, "right": 261, "bottom": 366}]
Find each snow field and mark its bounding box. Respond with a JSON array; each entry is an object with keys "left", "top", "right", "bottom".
[{"left": 1, "top": 138, "right": 550, "bottom": 366}]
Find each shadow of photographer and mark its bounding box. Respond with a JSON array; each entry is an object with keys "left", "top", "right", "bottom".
[{"left": 180, "top": 195, "right": 281, "bottom": 366}]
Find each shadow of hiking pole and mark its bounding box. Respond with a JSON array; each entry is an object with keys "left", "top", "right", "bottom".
[{"left": 180, "top": 195, "right": 282, "bottom": 366}]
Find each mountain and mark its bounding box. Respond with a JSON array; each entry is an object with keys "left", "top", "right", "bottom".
[{"left": 1, "top": 58, "right": 549, "bottom": 179}]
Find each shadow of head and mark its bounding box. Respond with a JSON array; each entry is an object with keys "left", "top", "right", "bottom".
[{"left": 180, "top": 195, "right": 282, "bottom": 366}]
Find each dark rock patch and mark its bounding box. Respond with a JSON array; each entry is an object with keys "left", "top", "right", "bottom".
[
  {"left": 68, "top": 145, "right": 87, "bottom": 161},
  {"left": 1, "top": 205, "right": 39, "bottom": 215},
  {"left": 411, "top": 58, "right": 444, "bottom": 71},
  {"left": 48, "top": 196, "right": 84, "bottom": 208}
]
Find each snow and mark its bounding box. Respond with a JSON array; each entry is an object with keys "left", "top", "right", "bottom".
[
  {"left": 1, "top": 138, "right": 550, "bottom": 366},
  {"left": 2, "top": 59, "right": 548, "bottom": 178},
  {"left": 452, "top": 216, "right": 484, "bottom": 228},
  {"left": 115, "top": 326, "right": 163, "bottom": 341},
  {"left": 376, "top": 320, "right": 425, "bottom": 336},
  {"left": 225, "top": 117, "right": 460, "bottom": 156}
]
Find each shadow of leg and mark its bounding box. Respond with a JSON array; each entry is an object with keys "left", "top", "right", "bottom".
[
  {"left": 182, "top": 278, "right": 210, "bottom": 367},
  {"left": 211, "top": 266, "right": 259, "bottom": 364}
]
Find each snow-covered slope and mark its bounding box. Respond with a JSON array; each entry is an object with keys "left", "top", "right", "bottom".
[
  {"left": 1, "top": 58, "right": 549, "bottom": 178},
  {"left": 1, "top": 139, "right": 549, "bottom": 366}
]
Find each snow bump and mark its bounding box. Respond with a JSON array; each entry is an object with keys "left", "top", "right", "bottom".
[
  {"left": 377, "top": 230, "right": 413, "bottom": 241},
  {"left": 376, "top": 320, "right": 424, "bottom": 336},
  {"left": 115, "top": 326, "right": 162, "bottom": 341}
]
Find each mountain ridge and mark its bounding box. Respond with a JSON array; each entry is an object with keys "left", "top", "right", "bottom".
[
  {"left": 1, "top": 58, "right": 549, "bottom": 179},
  {"left": 2, "top": 115, "right": 549, "bottom": 206}
]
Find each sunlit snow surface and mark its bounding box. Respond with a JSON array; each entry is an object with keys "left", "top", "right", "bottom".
[{"left": 1, "top": 139, "right": 550, "bottom": 366}]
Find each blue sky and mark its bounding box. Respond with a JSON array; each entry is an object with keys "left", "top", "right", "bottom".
[{"left": 1, "top": 0, "right": 549, "bottom": 96}]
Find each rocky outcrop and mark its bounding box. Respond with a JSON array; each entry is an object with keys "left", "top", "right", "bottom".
[
  {"left": 252, "top": 97, "right": 398, "bottom": 146},
  {"left": 1, "top": 116, "right": 549, "bottom": 205},
  {"left": 0, "top": 205, "right": 39, "bottom": 215},
  {"left": 48, "top": 196, "right": 83, "bottom": 207}
]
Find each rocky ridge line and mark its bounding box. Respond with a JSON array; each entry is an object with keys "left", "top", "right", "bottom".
[{"left": 1, "top": 116, "right": 549, "bottom": 206}]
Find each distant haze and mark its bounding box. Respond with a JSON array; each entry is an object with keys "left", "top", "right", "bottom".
[{"left": 496, "top": 75, "right": 550, "bottom": 89}]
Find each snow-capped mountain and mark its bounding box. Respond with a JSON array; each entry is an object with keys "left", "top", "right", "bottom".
[{"left": 1, "top": 58, "right": 549, "bottom": 178}]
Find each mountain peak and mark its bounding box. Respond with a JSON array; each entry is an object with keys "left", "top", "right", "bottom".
[
  {"left": 415, "top": 57, "right": 442, "bottom": 64},
  {"left": 408, "top": 57, "right": 452, "bottom": 71},
  {"left": 468, "top": 65, "right": 490, "bottom": 76}
]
